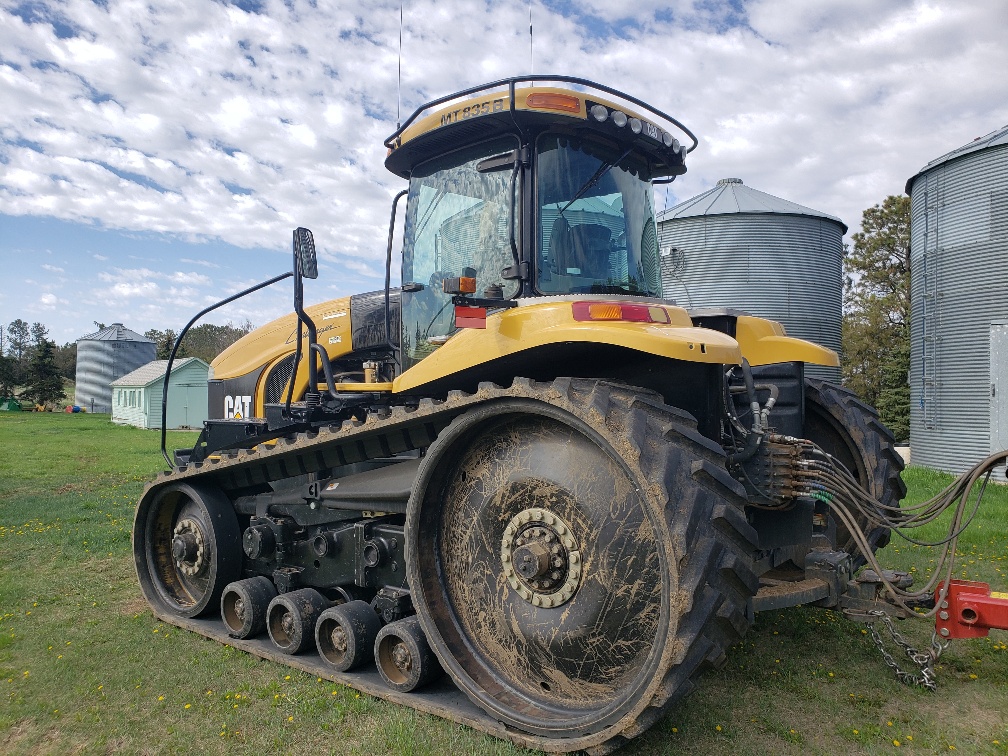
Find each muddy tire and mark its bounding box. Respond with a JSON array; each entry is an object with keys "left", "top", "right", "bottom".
[
  {"left": 133, "top": 482, "right": 243, "bottom": 618},
  {"left": 804, "top": 379, "right": 906, "bottom": 561},
  {"left": 406, "top": 378, "right": 758, "bottom": 753}
]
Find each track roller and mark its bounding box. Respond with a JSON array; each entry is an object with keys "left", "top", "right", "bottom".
[
  {"left": 267, "top": 588, "right": 329, "bottom": 654},
  {"left": 374, "top": 616, "right": 440, "bottom": 692},
  {"left": 221, "top": 577, "right": 277, "bottom": 639},
  {"left": 315, "top": 600, "right": 383, "bottom": 672}
]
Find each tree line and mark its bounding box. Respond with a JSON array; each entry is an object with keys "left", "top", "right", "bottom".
[
  {"left": 0, "top": 321, "right": 72, "bottom": 407},
  {"left": 0, "top": 319, "right": 255, "bottom": 409}
]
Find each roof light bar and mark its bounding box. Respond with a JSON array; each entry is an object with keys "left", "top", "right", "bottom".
[{"left": 526, "top": 92, "right": 582, "bottom": 113}]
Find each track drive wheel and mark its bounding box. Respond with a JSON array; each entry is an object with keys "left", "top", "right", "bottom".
[
  {"left": 133, "top": 482, "right": 242, "bottom": 618},
  {"left": 407, "top": 379, "right": 757, "bottom": 751},
  {"left": 804, "top": 379, "right": 906, "bottom": 559}
]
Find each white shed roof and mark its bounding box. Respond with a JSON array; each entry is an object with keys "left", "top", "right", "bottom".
[{"left": 110, "top": 358, "right": 208, "bottom": 388}]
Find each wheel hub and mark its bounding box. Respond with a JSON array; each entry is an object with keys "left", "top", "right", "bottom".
[
  {"left": 501, "top": 507, "right": 581, "bottom": 608},
  {"left": 172, "top": 518, "right": 207, "bottom": 576},
  {"left": 330, "top": 625, "right": 348, "bottom": 654},
  {"left": 392, "top": 641, "right": 412, "bottom": 673}
]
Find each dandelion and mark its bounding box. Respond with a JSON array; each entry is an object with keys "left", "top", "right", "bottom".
[
  {"left": 287, "top": 716, "right": 293, "bottom": 722},
  {"left": 828, "top": 672, "right": 834, "bottom": 678},
  {"left": 894, "top": 740, "right": 901, "bottom": 747},
  {"left": 158, "top": 695, "right": 164, "bottom": 701},
  {"left": 715, "top": 725, "right": 722, "bottom": 732},
  {"left": 285, "top": 675, "right": 291, "bottom": 680},
  {"left": 969, "top": 673, "right": 977, "bottom": 680},
  {"left": 671, "top": 727, "right": 678, "bottom": 733},
  {"left": 853, "top": 730, "right": 859, "bottom": 735},
  {"left": 184, "top": 703, "right": 191, "bottom": 709}
]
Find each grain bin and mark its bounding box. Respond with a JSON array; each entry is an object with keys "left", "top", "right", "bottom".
[
  {"left": 657, "top": 178, "right": 846, "bottom": 380},
  {"left": 906, "top": 124, "right": 1008, "bottom": 479},
  {"left": 75, "top": 323, "right": 156, "bottom": 414}
]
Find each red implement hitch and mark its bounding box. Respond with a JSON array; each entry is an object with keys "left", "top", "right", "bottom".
[{"left": 935, "top": 580, "right": 1008, "bottom": 639}]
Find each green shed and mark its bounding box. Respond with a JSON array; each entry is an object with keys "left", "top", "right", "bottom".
[{"left": 110, "top": 358, "right": 209, "bottom": 429}]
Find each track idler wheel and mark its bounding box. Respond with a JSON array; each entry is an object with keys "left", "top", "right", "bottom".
[
  {"left": 315, "top": 600, "right": 382, "bottom": 672},
  {"left": 374, "top": 616, "right": 440, "bottom": 693},
  {"left": 133, "top": 482, "right": 242, "bottom": 618},
  {"left": 267, "top": 588, "right": 328, "bottom": 654},
  {"left": 221, "top": 577, "right": 277, "bottom": 639}
]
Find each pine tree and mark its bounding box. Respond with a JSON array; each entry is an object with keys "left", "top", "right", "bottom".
[
  {"left": 24, "top": 340, "right": 65, "bottom": 408},
  {"left": 841, "top": 195, "right": 910, "bottom": 441}
]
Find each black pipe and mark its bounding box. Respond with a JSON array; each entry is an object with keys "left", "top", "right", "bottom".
[
  {"left": 160, "top": 271, "right": 293, "bottom": 469},
  {"left": 384, "top": 189, "right": 408, "bottom": 360}
]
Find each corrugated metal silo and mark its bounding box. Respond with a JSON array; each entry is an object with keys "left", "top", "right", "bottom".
[
  {"left": 906, "top": 124, "right": 1008, "bottom": 479},
  {"left": 75, "top": 323, "right": 156, "bottom": 414},
  {"left": 657, "top": 178, "right": 846, "bottom": 380}
]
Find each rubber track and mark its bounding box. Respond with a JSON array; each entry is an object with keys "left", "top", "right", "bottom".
[
  {"left": 137, "top": 377, "right": 759, "bottom": 754},
  {"left": 805, "top": 379, "right": 906, "bottom": 558}
]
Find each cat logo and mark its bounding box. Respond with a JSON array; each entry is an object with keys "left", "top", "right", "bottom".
[{"left": 224, "top": 395, "right": 252, "bottom": 419}]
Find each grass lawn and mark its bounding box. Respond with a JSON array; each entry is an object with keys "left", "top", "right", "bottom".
[{"left": 1, "top": 412, "right": 1006, "bottom": 754}]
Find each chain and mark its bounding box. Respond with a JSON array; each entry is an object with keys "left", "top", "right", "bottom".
[{"left": 864, "top": 610, "right": 949, "bottom": 691}]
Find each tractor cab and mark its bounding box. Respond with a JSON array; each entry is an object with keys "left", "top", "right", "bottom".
[{"left": 386, "top": 76, "right": 694, "bottom": 370}]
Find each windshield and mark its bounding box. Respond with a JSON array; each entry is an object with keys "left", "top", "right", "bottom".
[
  {"left": 400, "top": 136, "right": 518, "bottom": 369},
  {"left": 536, "top": 133, "right": 660, "bottom": 297}
]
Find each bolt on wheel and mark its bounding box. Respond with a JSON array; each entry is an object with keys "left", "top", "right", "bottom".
[
  {"left": 267, "top": 588, "right": 328, "bottom": 654},
  {"left": 374, "top": 616, "right": 440, "bottom": 692},
  {"left": 316, "top": 600, "right": 382, "bottom": 672},
  {"left": 221, "top": 577, "right": 277, "bottom": 639},
  {"left": 134, "top": 482, "right": 242, "bottom": 618},
  {"left": 407, "top": 401, "right": 673, "bottom": 738}
]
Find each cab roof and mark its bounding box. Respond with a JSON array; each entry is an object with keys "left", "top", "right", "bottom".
[{"left": 383, "top": 75, "right": 697, "bottom": 181}]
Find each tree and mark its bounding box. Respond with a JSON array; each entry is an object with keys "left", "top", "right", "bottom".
[
  {"left": 6, "top": 319, "right": 30, "bottom": 386},
  {"left": 53, "top": 342, "right": 77, "bottom": 380},
  {"left": 30, "top": 321, "right": 49, "bottom": 346},
  {"left": 841, "top": 195, "right": 911, "bottom": 441},
  {"left": 0, "top": 354, "right": 15, "bottom": 398},
  {"left": 144, "top": 328, "right": 185, "bottom": 361},
  {"left": 24, "top": 339, "right": 65, "bottom": 408}
]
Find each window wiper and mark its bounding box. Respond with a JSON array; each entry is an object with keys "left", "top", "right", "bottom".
[{"left": 557, "top": 146, "right": 633, "bottom": 218}]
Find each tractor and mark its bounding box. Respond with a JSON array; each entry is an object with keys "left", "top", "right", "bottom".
[{"left": 133, "top": 76, "right": 907, "bottom": 753}]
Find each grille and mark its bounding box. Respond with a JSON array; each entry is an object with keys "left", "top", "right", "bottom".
[{"left": 264, "top": 355, "right": 296, "bottom": 404}]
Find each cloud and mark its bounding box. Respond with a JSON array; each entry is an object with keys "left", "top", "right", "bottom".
[
  {"left": 38, "top": 292, "right": 66, "bottom": 309},
  {"left": 92, "top": 253, "right": 108, "bottom": 261},
  {"left": 1, "top": 0, "right": 1006, "bottom": 274},
  {"left": 41, "top": 263, "right": 64, "bottom": 273}
]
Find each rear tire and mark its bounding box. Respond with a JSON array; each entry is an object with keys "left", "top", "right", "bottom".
[
  {"left": 406, "top": 378, "right": 757, "bottom": 751},
  {"left": 804, "top": 379, "right": 906, "bottom": 560}
]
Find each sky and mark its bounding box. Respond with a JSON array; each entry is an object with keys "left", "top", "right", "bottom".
[{"left": 2, "top": 0, "right": 1007, "bottom": 345}]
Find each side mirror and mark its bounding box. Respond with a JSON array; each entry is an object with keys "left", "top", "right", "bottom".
[{"left": 294, "top": 227, "right": 318, "bottom": 280}]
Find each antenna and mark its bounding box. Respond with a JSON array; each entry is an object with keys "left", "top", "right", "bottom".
[
  {"left": 397, "top": 3, "right": 403, "bottom": 129},
  {"left": 529, "top": 2, "right": 533, "bottom": 74}
]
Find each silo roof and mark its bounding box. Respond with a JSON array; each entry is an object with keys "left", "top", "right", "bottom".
[
  {"left": 657, "top": 178, "right": 847, "bottom": 233},
  {"left": 904, "top": 123, "right": 1008, "bottom": 194},
  {"left": 78, "top": 322, "right": 153, "bottom": 343}
]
